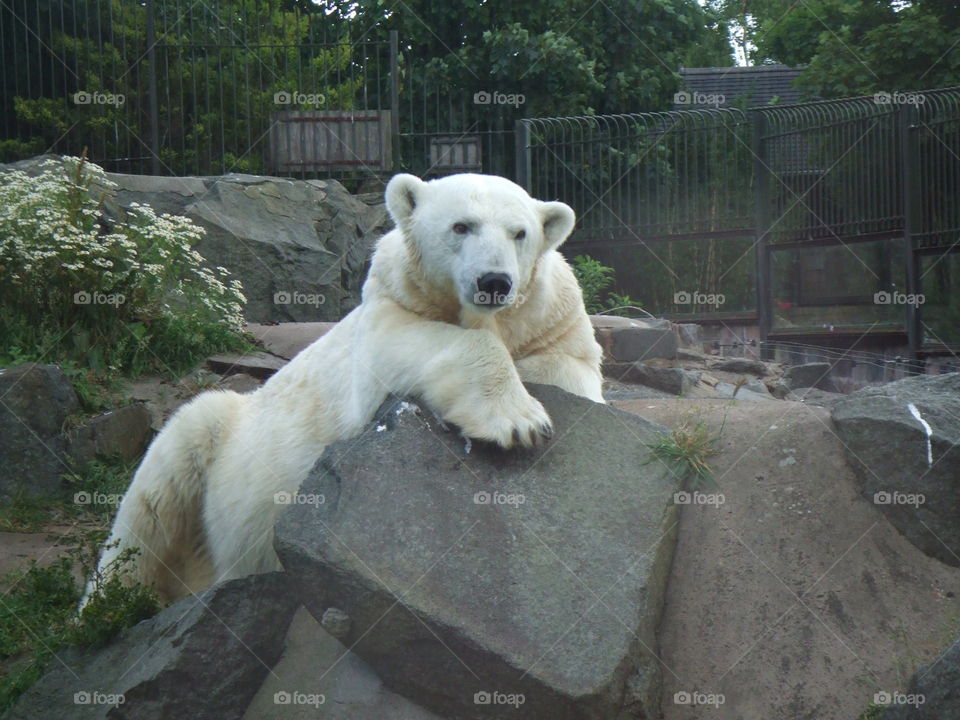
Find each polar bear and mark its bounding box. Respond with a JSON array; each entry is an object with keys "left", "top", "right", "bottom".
[{"left": 83, "top": 172, "right": 604, "bottom": 606}]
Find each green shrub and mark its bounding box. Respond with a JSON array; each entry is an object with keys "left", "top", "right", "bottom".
[
  {"left": 0, "top": 155, "right": 248, "bottom": 384},
  {"left": 0, "top": 543, "right": 159, "bottom": 711},
  {"left": 571, "top": 254, "right": 615, "bottom": 314},
  {"left": 571, "top": 254, "right": 644, "bottom": 317}
]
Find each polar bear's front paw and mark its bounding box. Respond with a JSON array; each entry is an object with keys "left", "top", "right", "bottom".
[{"left": 451, "top": 391, "right": 553, "bottom": 449}]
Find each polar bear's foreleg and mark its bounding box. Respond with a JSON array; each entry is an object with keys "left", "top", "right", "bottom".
[
  {"left": 361, "top": 304, "right": 552, "bottom": 448},
  {"left": 515, "top": 352, "right": 605, "bottom": 404}
]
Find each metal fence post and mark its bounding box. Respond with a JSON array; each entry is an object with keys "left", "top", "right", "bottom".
[
  {"left": 389, "top": 30, "right": 400, "bottom": 173},
  {"left": 145, "top": 0, "right": 160, "bottom": 175},
  {"left": 899, "top": 102, "right": 922, "bottom": 365},
  {"left": 514, "top": 119, "right": 531, "bottom": 191},
  {"left": 752, "top": 110, "right": 772, "bottom": 359}
]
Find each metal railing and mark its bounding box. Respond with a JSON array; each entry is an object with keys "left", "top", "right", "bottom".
[{"left": 518, "top": 88, "right": 960, "bottom": 355}]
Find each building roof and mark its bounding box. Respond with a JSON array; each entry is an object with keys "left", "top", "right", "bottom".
[{"left": 676, "top": 65, "right": 810, "bottom": 109}]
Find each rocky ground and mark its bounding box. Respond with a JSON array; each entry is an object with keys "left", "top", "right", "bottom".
[{"left": 1, "top": 318, "right": 958, "bottom": 719}]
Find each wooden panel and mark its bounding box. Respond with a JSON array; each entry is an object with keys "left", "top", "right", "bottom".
[
  {"left": 269, "top": 110, "right": 392, "bottom": 172},
  {"left": 429, "top": 134, "right": 482, "bottom": 173}
]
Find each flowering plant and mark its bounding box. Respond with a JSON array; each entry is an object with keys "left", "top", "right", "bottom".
[{"left": 0, "top": 155, "right": 247, "bottom": 378}]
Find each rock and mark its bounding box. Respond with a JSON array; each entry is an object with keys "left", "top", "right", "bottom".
[
  {"left": 275, "top": 385, "right": 679, "bottom": 720},
  {"left": 605, "top": 362, "right": 700, "bottom": 396},
  {"left": 217, "top": 373, "right": 262, "bottom": 394},
  {"left": 767, "top": 379, "right": 793, "bottom": 399},
  {"left": 832, "top": 373, "right": 960, "bottom": 566},
  {"left": 591, "top": 316, "right": 678, "bottom": 362},
  {"left": 791, "top": 387, "right": 845, "bottom": 408},
  {"left": 65, "top": 403, "right": 153, "bottom": 466},
  {"left": 2, "top": 157, "right": 384, "bottom": 324},
  {"left": 244, "top": 322, "right": 337, "bottom": 360},
  {"left": 878, "top": 638, "right": 960, "bottom": 719},
  {"left": 244, "top": 608, "right": 443, "bottom": 720},
  {"left": 714, "top": 381, "right": 774, "bottom": 402},
  {"left": 0, "top": 364, "right": 79, "bottom": 499},
  {"left": 5, "top": 573, "right": 299, "bottom": 720},
  {"left": 711, "top": 357, "right": 768, "bottom": 376},
  {"left": 206, "top": 351, "right": 288, "bottom": 380},
  {"left": 320, "top": 607, "right": 352, "bottom": 640},
  {"left": 783, "top": 362, "right": 835, "bottom": 391},
  {"left": 699, "top": 373, "right": 720, "bottom": 387},
  {"left": 676, "top": 348, "right": 708, "bottom": 362},
  {"left": 675, "top": 323, "right": 703, "bottom": 349},
  {"left": 115, "top": 173, "right": 380, "bottom": 323}
]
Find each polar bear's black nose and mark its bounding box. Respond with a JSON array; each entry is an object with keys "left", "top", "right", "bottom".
[{"left": 476, "top": 273, "right": 513, "bottom": 305}]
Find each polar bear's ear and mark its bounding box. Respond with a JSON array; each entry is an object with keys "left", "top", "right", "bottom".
[
  {"left": 385, "top": 173, "right": 426, "bottom": 227},
  {"left": 539, "top": 201, "right": 576, "bottom": 252}
]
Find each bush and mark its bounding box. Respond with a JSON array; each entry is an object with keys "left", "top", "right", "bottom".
[
  {"left": 571, "top": 254, "right": 643, "bottom": 317},
  {"left": 0, "top": 540, "right": 159, "bottom": 711},
  {"left": 0, "top": 155, "right": 248, "bottom": 383}
]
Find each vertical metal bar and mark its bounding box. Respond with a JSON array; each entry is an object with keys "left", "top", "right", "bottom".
[
  {"left": 145, "top": 0, "right": 160, "bottom": 174},
  {"left": 389, "top": 30, "right": 400, "bottom": 173},
  {"left": 753, "top": 110, "right": 773, "bottom": 358},
  {"left": 899, "top": 102, "right": 922, "bottom": 364},
  {"left": 514, "top": 119, "right": 530, "bottom": 190}
]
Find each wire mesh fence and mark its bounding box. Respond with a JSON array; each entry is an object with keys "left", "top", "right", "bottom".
[{"left": 517, "top": 88, "right": 960, "bottom": 353}]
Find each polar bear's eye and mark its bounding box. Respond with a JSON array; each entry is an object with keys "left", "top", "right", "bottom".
[
  {"left": 452, "top": 222, "right": 469, "bottom": 235},
  {"left": 514, "top": 230, "right": 526, "bottom": 241}
]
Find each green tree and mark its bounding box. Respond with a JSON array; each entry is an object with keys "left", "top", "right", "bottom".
[{"left": 731, "top": 0, "right": 960, "bottom": 96}]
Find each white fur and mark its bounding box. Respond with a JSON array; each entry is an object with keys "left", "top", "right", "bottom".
[{"left": 83, "top": 173, "right": 604, "bottom": 607}]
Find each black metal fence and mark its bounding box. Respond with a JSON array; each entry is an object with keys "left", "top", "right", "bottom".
[
  {"left": 518, "top": 89, "right": 960, "bottom": 355},
  {"left": 0, "top": 0, "right": 517, "bottom": 185},
  {"left": 2, "top": 1, "right": 957, "bottom": 356}
]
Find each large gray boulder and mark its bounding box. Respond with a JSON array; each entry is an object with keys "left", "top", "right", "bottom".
[
  {"left": 105, "top": 172, "right": 384, "bottom": 323},
  {"left": 879, "top": 638, "right": 960, "bottom": 719},
  {"left": 0, "top": 363, "right": 79, "bottom": 498},
  {"left": 784, "top": 361, "right": 836, "bottom": 391},
  {"left": 0, "top": 156, "right": 388, "bottom": 323},
  {"left": 275, "top": 384, "right": 680, "bottom": 720},
  {"left": 832, "top": 373, "right": 960, "bottom": 566},
  {"left": 592, "top": 316, "right": 678, "bottom": 362},
  {"left": 0, "top": 364, "right": 153, "bottom": 501},
  {"left": 5, "top": 572, "right": 299, "bottom": 720},
  {"left": 243, "top": 608, "right": 445, "bottom": 720},
  {"left": 604, "top": 362, "right": 700, "bottom": 396}
]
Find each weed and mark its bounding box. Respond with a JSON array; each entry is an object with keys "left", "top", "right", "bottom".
[{"left": 647, "top": 418, "right": 721, "bottom": 487}]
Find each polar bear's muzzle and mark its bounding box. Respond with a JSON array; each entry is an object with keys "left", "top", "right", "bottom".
[{"left": 473, "top": 272, "right": 515, "bottom": 308}]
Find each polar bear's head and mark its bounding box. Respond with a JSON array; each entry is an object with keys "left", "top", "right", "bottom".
[{"left": 385, "top": 173, "right": 575, "bottom": 312}]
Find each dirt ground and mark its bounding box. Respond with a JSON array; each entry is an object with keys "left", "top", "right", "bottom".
[{"left": 613, "top": 397, "right": 960, "bottom": 720}]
